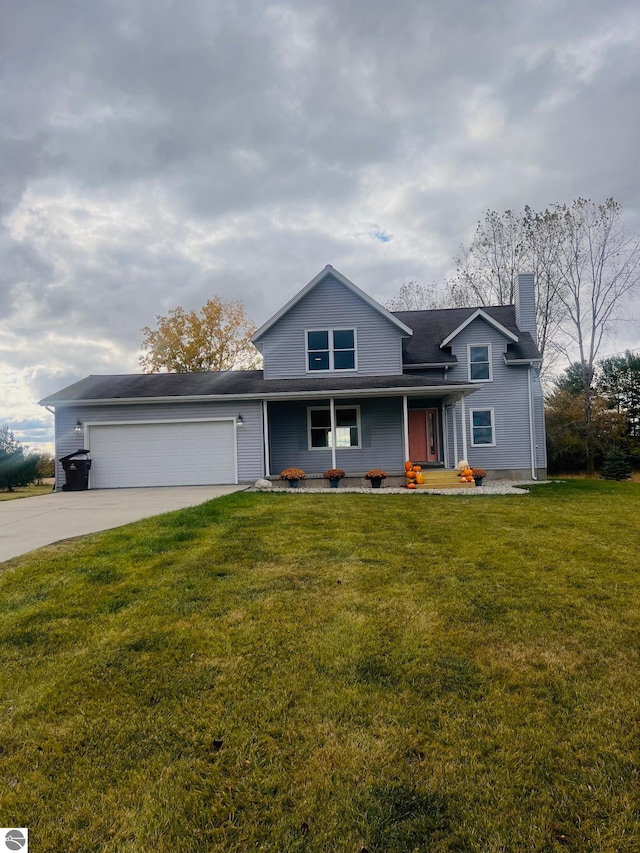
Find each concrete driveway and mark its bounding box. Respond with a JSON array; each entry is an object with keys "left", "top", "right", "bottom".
[{"left": 0, "top": 485, "right": 247, "bottom": 563}]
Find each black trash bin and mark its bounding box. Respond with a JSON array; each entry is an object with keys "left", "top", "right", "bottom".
[{"left": 59, "top": 449, "right": 92, "bottom": 491}]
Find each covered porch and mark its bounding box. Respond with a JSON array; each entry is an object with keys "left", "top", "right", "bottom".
[{"left": 260, "top": 387, "right": 478, "bottom": 478}]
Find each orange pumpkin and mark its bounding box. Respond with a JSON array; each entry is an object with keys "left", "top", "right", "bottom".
[
  {"left": 405, "top": 460, "right": 413, "bottom": 471},
  {"left": 413, "top": 465, "right": 422, "bottom": 471},
  {"left": 407, "top": 482, "right": 417, "bottom": 489},
  {"left": 416, "top": 473, "right": 424, "bottom": 484}
]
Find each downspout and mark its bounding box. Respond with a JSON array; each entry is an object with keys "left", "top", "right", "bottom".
[
  {"left": 262, "top": 400, "right": 270, "bottom": 478},
  {"left": 527, "top": 366, "right": 538, "bottom": 480},
  {"left": 402, "top": 395, "right": 409, "bottom": 463},
  {"left": 460, "top": 395, "right": 468, "bottom": 462},
  {"left": 329, "top": 397, "right": 337, "bottom": 470}
]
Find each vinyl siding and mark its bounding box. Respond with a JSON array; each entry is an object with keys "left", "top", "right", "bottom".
[
  {"left": 54, "top": 400, "right": 264, "bottom": 487},
  {"left": 260, "top": 273, "right": 404, "bottom": 379},
  {"left": 268, "top": 397, "right": 404, "bottom": 475},
  {"left": 446, "top": 319, "right": 537, "bottom": 471}
]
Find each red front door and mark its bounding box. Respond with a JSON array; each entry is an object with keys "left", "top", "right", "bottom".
[{"left": 408, "top": 409, "right": 439, "bottom": 463}]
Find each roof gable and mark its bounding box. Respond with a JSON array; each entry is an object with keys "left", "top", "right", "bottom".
[
  {"left": 252, "top": 265, "right": 413, "bottom": 344},
  {"left": 439, "top": 308, "right": 519, "bottom": 348}
]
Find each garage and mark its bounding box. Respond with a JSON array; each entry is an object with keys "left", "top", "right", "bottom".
[{"left": 86, "top": 420, "right": 237, "bottom": 488}]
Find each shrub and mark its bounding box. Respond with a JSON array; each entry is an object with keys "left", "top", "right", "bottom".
[{"left": 600, "top": 446, "right": 631, "bottom": 481}]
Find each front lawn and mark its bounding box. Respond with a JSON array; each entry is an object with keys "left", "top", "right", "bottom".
[{"left": 1, "top": 480, "right": 639, "bottom": 852}]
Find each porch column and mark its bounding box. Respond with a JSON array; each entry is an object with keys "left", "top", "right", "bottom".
[
  {"left": 442, "top": 403, "right": 449, "bottom": 468},
  {"left": 460, "top": 395, "right": 468, "bottom": 461},
  {"left": 452, "top": 403, "right": 459, "bottom": 467},
  {"left": 262, "top": 400, "right": 271, "bottom": 477},
  {"left": 402, "top": 395, "right": 409, "bottom": 463},
  {"left": 329, "top": 397, "right": 337, "bottom": 470}
]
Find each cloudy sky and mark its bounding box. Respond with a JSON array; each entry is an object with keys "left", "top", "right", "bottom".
[{"left": 2, "top": 0, "right": 640, "bottom": 452}]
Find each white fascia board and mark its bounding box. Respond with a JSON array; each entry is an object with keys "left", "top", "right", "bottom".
[
  {"left": 251, "top": 265, "right": 413, "bottom": 342},
  {"left": 403, "top": 362, "right": 457, "bottom": 369},
  {"left": 42, "top": 384, "right": 480, "bottom": 407},
  {"left": 440, "top": 309, "right": 519, "bottom": 348},
  {"left": 503, "top": 356, "right": 542, "bottom": 366}
]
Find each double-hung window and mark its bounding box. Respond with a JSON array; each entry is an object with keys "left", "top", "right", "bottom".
[
  {"left": 308, "top": 406, "right": 361, "bottom": 449},
  {"left": 307, "top": 329, "right": 356, "bottom": 371},
  {"left": 470, "top": 409, "right": 495, "bottom": 446},
  {"left": 468, "top": 344, "right": 492, "bottom": 381}
]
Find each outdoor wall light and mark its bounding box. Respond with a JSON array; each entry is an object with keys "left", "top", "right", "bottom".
[
  {"left": 236, "top": 414, "right": 244, "bottom": 429},
  {"left": 75, "top": 419, "right": 83, "bottom": 434}
]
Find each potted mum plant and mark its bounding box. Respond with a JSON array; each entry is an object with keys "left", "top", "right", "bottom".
[
  {"left": 323, "top": 468, "right": 345, "bottom": 488},
  {"left": 472, "top": 467, "right": 487, "bottom": 486},
  {"left": 280, "top": 467, "right": 306, "bottom": 488},
  {"left": 365, "top": 469, "right": 387, "bottom": 489}
]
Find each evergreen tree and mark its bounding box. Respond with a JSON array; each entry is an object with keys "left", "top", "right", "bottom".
[
  {"left": 0, "top": 425, "right": 41, "bottom": 491},
  {"left": 600, "top": 445, "right": 632, "bottom": 481}
]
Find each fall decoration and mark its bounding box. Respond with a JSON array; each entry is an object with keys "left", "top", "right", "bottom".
[
  {"left": 365, "top": 469, "right": 387, "bottom": 480},
  {"left": 280, "top": 467, "right": 306, "bottom": 481},
  {"left": 322, "top": 468, "right": 345, "bottom": 480}
]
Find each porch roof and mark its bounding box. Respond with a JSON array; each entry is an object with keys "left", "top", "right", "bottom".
[{"left": 39, "top": 370, "right": 477, "bottom": 406}]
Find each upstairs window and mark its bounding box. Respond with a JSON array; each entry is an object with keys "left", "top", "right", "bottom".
[
  {"left": 307, "top": 329, "right": 356, "bottom": 371},
  {"left": 308, "top": 406, "right": 361, "bottom": 449},
  {"left": 469, "top": 344, "right": 492, "bottom": 381}
]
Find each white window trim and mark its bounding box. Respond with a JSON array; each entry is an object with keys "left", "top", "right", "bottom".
[
  {"left": 307, "top": 404, "right": 362, "bottom": 450},
  {"left": 468, "top": 343, "right": 493, "bottom": 382},
  {"left": 305, "top": 328, "right": 358, "bottom": 373},
  {"left": 469, "top": 407, "right": 496, "bottom": 447}
]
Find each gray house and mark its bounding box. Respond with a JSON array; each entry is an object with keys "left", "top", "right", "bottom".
[{"left": 40, "top": 266, "right": 546, "bottom": 489}]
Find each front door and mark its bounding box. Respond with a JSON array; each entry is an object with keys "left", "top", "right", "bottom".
[{"left": 408, "top": 408, "right": 439, "bottom": 463}]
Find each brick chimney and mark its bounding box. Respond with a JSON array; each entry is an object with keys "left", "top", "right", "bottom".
[{"left": 515, "top": 272, "right": 536, "bottom": 342}]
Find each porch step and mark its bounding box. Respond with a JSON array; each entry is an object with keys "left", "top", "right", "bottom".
[{"left": 414, "top": 470, "right": 475, "bottom": 489}]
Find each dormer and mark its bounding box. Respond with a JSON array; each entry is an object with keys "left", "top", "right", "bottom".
[{"left": 252, "top": 266, "right": 413, "bottom": 380}]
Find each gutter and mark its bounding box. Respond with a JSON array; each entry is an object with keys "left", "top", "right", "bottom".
[{"left": 39, "top": 382, "right": 481, "bottom": 407}]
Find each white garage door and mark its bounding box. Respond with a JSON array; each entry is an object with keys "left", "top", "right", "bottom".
[{"left": 87, "top": 420, "right": 237, "bottom": 488}]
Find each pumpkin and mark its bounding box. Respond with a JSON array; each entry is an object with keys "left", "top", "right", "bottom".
[
  {"left": 407, "top": 482, "right": 417, "bottom": 489},
  {"left": 406, "top": 472, "right": 417, "bottom": 481},
  {"left": 405, "top": 460, "right": 413, "bottom": 471},
  {"left": 416, "top": 473, "right": 424, "bottom": 484},
  {"left": 413, "top": 465, "right": 422, "bottom": 471}
]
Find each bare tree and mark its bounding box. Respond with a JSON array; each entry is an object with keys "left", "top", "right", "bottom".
[
  {"left": 450, "top": 206, "right": 568, "bottom": 371},
  {"left": 385, "top": 280, "right": 443, "bottom": 311},
  {"left": 553, "top": 198, "right": 640, "bottom": 473}
]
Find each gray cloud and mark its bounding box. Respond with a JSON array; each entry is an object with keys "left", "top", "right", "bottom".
[{"left": 1, "top": 0, "right": 639, "bottom": 449}]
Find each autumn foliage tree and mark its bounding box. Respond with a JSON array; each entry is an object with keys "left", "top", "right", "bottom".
[{"left": 140, "top": 297, "right": 261, "bottom": 373}]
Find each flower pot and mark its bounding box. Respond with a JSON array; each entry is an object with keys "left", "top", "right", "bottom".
[
  {"left": 474, "top": 476, "right": 484, "bottom": 487},
  {"left": 370, "top": 477, "right": 382, "bottom": 488},
  {"left": 288, "top": 479, "right": 299, "bottom": 488},
  {"left": 329, "top": 478, "right": 340, "bottom": 488}
]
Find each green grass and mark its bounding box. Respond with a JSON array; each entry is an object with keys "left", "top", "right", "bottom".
[
  {"left": 1, "top": 480, "right": 639, "bottom": 852},
  {"left": 0, "top": 483, "right": 53, "bottom": 501}
]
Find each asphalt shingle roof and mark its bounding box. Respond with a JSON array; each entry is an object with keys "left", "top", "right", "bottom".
[
  {"left": 39, "top": 371, "right": 476, "bottom": 404},
  {"left": 391, "top": 305, "right": 541, "bottom": 364}
]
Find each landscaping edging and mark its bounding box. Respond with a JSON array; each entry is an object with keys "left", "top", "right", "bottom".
[{"left": 251, "top": 479, "right": 549, "bottom": 496}]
